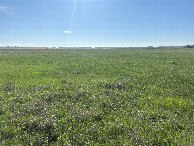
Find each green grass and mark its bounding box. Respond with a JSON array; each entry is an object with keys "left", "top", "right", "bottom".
[{"left": 0, "top": 48, "right": 193, "bottom": 145}]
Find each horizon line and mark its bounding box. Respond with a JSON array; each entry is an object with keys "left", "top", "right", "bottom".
[{"left": 0, "top": 44, "right": 194, "bottom": 48}]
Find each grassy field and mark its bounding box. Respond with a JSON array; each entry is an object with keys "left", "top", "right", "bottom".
[{"left": 0, "top": 48, "right": 193, "bottom": 145}]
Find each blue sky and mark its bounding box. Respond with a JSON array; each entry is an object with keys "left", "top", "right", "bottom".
[{"left": 0, "top": 0, "right": 194, "bottom": 47}]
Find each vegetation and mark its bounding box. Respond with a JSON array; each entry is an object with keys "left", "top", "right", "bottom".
[{"left": 0, "top": 48, "right": 193, "bottom": 145}]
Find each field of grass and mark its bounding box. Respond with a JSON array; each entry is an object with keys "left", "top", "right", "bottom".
[{"left": 0, "top": 48, "right": 193, "bottom": 145}]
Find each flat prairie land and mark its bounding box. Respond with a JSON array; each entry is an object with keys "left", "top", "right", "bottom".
[{"left": 0, "top": 48, "right": 193, "bottom": 145}]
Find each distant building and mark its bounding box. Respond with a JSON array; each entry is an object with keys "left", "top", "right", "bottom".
[{"left": 147, "top": 46, "right": 154, "bottom": 48}]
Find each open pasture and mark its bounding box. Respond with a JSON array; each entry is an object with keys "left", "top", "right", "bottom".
[{"left": 0, "top": 48, "right": 193, "bottom": 145}]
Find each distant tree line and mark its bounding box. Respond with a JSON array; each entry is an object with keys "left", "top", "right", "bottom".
[{"left": 185, "top": 45, "right": 194, "bottom": 48}]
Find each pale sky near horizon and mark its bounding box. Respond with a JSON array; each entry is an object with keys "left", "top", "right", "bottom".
[{"left": 0, "top": 0, "right": 194, "bottom": 47}]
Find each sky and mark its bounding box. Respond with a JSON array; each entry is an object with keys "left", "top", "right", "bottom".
[{"left": 0, "top": 0, "right": 194, "bottom": 47}]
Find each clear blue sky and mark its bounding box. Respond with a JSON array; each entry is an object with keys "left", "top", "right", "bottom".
[{"left": 0, "top": 0, "right": 194, "bottom": 47}]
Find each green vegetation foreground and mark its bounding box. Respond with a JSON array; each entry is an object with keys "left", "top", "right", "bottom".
[{"left": 0, "top": 48, "right": 193, "bottom": 145}]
